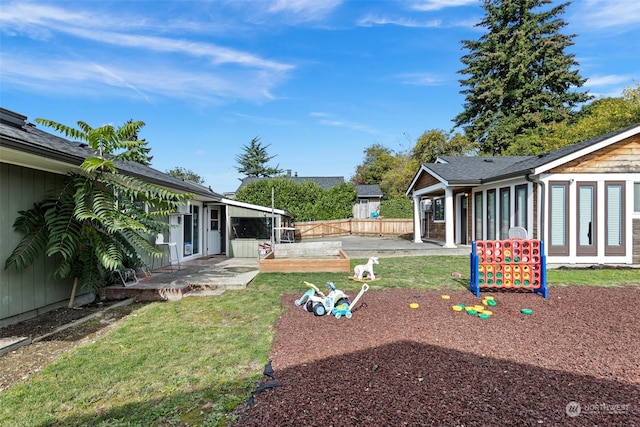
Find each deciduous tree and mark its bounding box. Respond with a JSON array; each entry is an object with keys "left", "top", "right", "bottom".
[
  {"left": 4, "top": 119, "right": 191, "bottom": 297},
  {"left": 166, "top": 166, "right": 205, "bottom": 184}
]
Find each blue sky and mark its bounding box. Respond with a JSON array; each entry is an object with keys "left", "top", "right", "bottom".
[{"left": 1, "top": 0, "right": 639, "bottom": 194}]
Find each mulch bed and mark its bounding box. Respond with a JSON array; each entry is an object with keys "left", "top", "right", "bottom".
[{"left": 233, "top": 285, "right": 640, "bottom": 426}]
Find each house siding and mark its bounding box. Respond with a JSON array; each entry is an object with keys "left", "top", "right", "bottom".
[
  {"left": 416, "top": 172, "right": 440, "bottom": 189},
  {"left": 1, "top": 163, "right": 77, "bottom": 325},
  {"left": 549, "top": 137, "right": 640, "bottom": 174}
]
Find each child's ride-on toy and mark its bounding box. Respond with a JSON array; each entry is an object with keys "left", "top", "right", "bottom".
[
  {"left": 295, "top": 281, "right": 349, "bottom": 317},
  {"left": 332, "top": 283, "right": 369, "bottom": 319}
]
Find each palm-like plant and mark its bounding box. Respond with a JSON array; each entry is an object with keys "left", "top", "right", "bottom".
[{"left": 4, "top": 119, "right": 192, "bottom": 300}]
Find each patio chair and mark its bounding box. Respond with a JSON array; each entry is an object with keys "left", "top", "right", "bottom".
[{"left": 508, "top": 226, "right": 528, "bottom": 239}]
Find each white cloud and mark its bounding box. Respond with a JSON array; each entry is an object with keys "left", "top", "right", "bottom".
[
  {"left": 267, "top": 0, "right": 342, "bottom": 18},
  {"left": 357, "top": 15, "right": 441, "bottom": 28},
  {"left": 312, "top": 113, "right": 378, "bottom": 134},
  {"left": 571, "top": 0, "right": 640, "bottom": 29},
  {"left": 66, "top": 27, "right": 293, "bottom": 72},
  {"left": 0, "top": 3, "right": 292, "bottom": 72},
  {"left": 583, "top": 74, "right": 638, "bottom": 98},
  {"left": 0, "top": 2, "right": 294, "bottom": 104},
  {"left": 584, "top": 74, "right": 635, "bottom": 88},
  {"left": 397, "top": 72, "right": 444, "bottom": 86},
  {"left": 0, "top": 53, "right": 286, "bottom": 103},
  {"left": 409, "top": 0, "right": 478, "bottom": 12}
]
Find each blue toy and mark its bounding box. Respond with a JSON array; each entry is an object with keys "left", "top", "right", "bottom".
[
  {"left": 295, "top": 281, "right": 349, "bottom": 317},
  {"left": 332, "top": 283, "right": 369, "bottom": 318},
  {"left": 295, "top": 281, "right": 369, "bottom": 319}
]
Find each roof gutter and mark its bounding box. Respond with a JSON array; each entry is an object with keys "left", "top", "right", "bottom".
[{"left": 0, "top": 135, "right": 86, "bottom": 166}]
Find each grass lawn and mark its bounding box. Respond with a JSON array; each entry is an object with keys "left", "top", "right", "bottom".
[{"left": 1, "top": 256, "right": 638, "bottom": 426}]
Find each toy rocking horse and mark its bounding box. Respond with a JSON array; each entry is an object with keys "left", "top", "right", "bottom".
[{"left": 353, "top": 257, "right": 379, "bottom": 281}]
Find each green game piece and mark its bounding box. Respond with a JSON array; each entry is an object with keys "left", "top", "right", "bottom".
[
  {"left": 467, "top": 309, "right": 477, "bottom": 315},
  {"left": 521, "top": 308, "right": 533, "bottom": 315},
  {"left": 487, "top": 299, "right": 497, "bottom": 306},
  {"left": 478, "top": 313, "right": 490, "bottom": 319}
]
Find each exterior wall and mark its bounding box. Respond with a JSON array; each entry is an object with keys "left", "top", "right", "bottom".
[
  {"left": 424, "top": 217, "right": 446, "bottom": 241},
  {"left": 541, "top": 172, "right": 638, "bottom": 265},
  {"left": 409, "top": 133, "right": 640, "bottom": 263},
  {"left": 531, "top": 184, "right": 539, "bottom": 238},
  {"left": 550, "top": 136, "right": 640, "bottom": 174},
  {"left": 1, "top": 163, "right": 82, "bottom": 325},
  {"left": 226, "top": 205, "right": 285, "bottom": 258},
  {"left": 353, "top": 200, "right": 381, "bottom": 219},
  {"left": 471, "top": 179, "right": 534, "bottom": 241},
  {"left": 545, "top": 137, "right": 639, "bottom": 265},
  {"left": 415, "top": 172, "right": 440, "bottom": 189}
]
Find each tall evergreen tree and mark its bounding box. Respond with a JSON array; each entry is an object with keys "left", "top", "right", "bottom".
[
  {"left": 235, "top": 136, "right": 282, "bottom": 178},
  {"left": 454, "top": 0, "right": 591, "bottom": 155}
]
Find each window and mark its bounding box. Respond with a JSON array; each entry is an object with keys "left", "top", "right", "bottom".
[
  {"left": 210, "top": 208, "right": 219, "bottom": 231},
  {"left": 231, "top": 217, "right": 272, "bottom": 240},
  {"left": 605, "top": 181, "right": 625, "bottom": 255},
  {"left": 474, "top": 192, "right": 483, "bottom": 241},
  {"left": 515, "top": 184, "right": 527, "bottom": 229},
  {"left": 635, "top": 182, "right": 640, "bottom": 213},
  {"left": 433, "top": 197, "right": 444, "bottom": 221},
  {"left": 577, "top": 182, "right": 597, "bottom": 256},
  {"left": 487, "top": 190, "right": 496, "bottom": 240},
  {"left": 499, "top": 187, "right": 510, "bottom": 239},
  {"left": 549, "top": 182, "right": 569, "bottom": 255},
  {"left": 183, "top": 205, "right": 200, "bottom": 256}
]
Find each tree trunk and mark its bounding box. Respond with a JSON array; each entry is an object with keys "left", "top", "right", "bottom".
[{"left": 68, "top": 276, "right": 79, "bottom": 308}]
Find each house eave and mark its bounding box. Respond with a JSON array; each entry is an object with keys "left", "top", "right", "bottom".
[{"left": 1, "top": 137, "right": 85, "bottom": 171}]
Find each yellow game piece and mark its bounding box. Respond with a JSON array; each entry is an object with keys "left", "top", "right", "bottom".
[
  {"left": 483, "top": 310, "right": 493, "bottom": 316},
  {"left": 409, "top": 303, "right": 419, "bottom": 309},
  {"left": 452, "top": 305, "right": 463, "bottom": 312},
  {"left": 441, "top": 295, "right": 451, "bottom": 300}
]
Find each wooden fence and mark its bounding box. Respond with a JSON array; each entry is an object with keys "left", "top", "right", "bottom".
[{"left": 295, "top": 218, "right": 413, "bottom": 238}]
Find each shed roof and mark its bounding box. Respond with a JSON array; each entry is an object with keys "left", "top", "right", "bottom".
[{"left": 356, "top": 184, "right": 383, "bottom": 198}]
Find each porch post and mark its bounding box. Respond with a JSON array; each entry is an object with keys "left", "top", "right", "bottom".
[
  {"left": 443, "top": 188, "right": 457, "bottom": 248},
  {"left": 412, "top": 195, "right": 422, "bottom": 243}
]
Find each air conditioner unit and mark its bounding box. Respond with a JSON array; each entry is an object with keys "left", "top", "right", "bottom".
[
  {"left": 175, "top": 203, "right": 190, "bottom": 215},
  {"left": 420, "top": 199, "right": 432, "bottom": 219}
]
